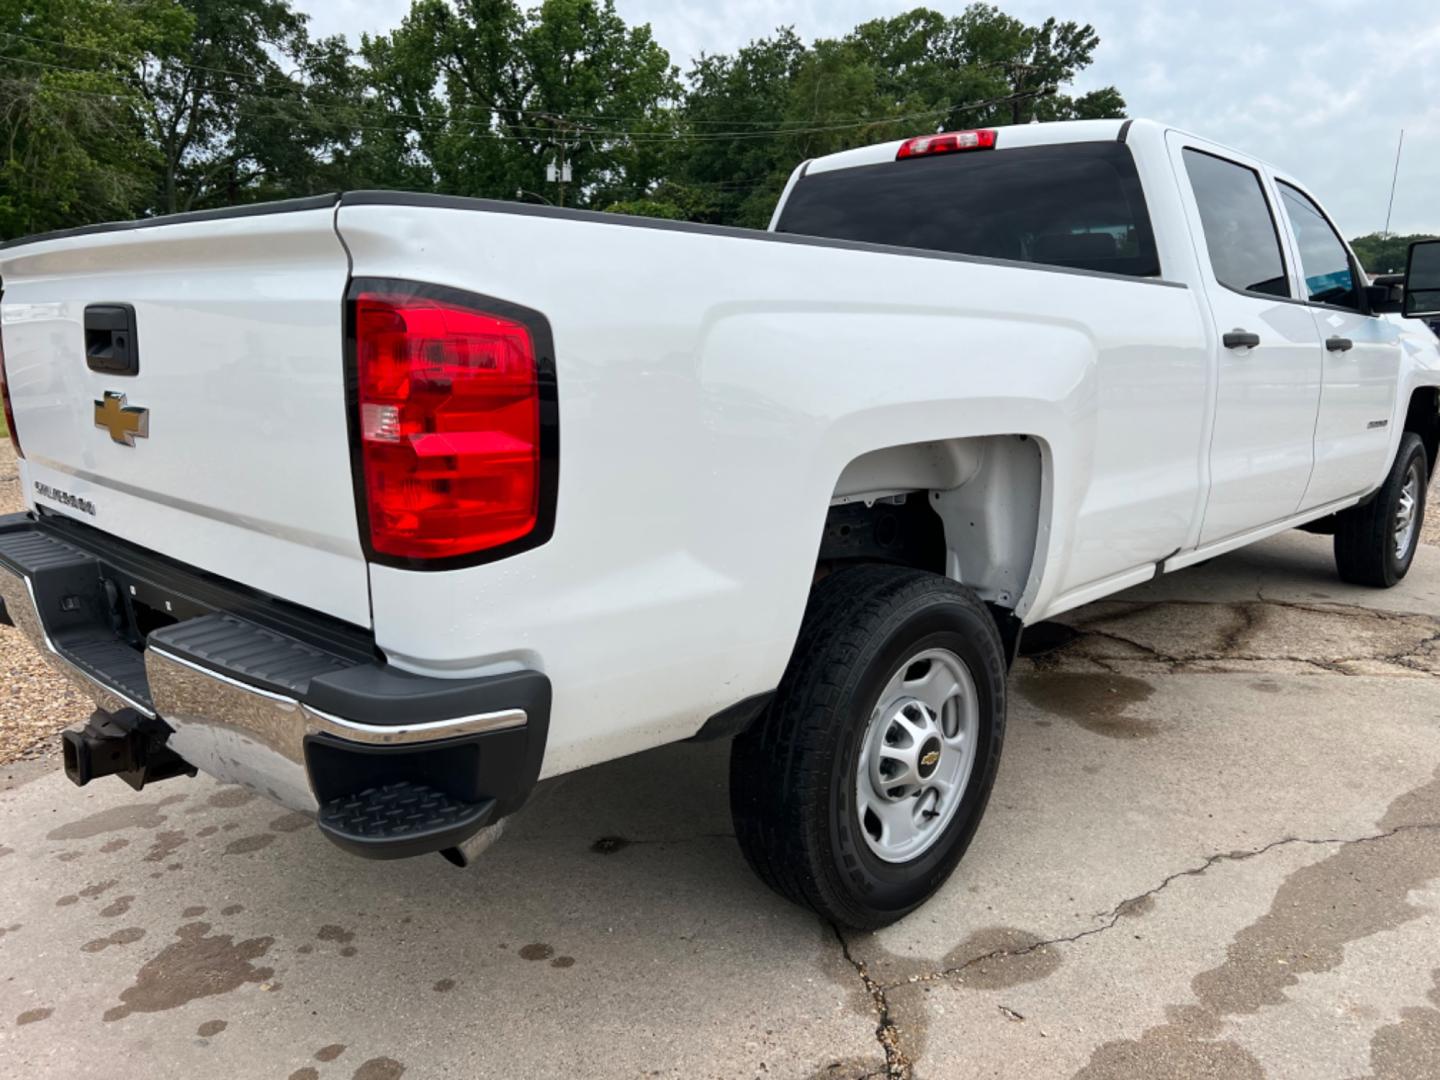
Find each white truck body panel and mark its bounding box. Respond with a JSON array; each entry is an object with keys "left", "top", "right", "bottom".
[
  {"left": 341, "top": 196, "right": 1209, "bottom": 774},
  {"left": 0, "top": 207, "right": 368, "bottom": 627}
]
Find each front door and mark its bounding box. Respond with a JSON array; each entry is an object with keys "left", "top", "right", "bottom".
[
  {"left": 1272, "top": 181, "right": 1404, "bottom": 509},
  {"left": 1169, "top": 136, "right": 1324, "bottom": 545}
]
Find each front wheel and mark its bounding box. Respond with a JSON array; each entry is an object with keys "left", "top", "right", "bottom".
[
  {"left": 729, "top": 565, "right": 1006, "bottom": 930},
  {"left": 1334, "top": 433, "right": 1429, "bottom": 587}
]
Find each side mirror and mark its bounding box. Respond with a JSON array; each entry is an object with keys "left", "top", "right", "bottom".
[
  {"left": 1365, "top": 279, "right": 1404, "bottom": 315},
  {"left": 1403, "top": 239, "right": 1440, "bottom": 318}
]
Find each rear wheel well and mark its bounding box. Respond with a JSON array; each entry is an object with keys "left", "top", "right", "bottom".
[
  {"left": 817, "top": 496, "right": 947, "bottom": 576},
  {"left": 819, "top": 434, "right": 1044, "bottom": 663}
]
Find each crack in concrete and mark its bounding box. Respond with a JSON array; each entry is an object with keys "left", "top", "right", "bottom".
[
  {"left": 1077, "top": 624, "right": 1358, "bottom": 675},
  {"left": 1378, "top": 626, "right": 1440, "bottom": 673},
  {"left": 880, "top": 821, "right": 1440, "bottom": 994},
  {"left": 830, "top": 923, "right": 911, "bottom": 1080},
  {"left": 1056, "top": 604, "right": 1440, "bottom": 677},
  {"left": 1100, "top": 595, "right": 1440, "bottom": 624}
]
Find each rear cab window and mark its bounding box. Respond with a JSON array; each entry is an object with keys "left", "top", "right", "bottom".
[
  {"left": 1181, "top": 148, "right": 1292, "bottom": 299},
  {"left": 774, "top": 141, "right": 1161, "bottom": 278}
]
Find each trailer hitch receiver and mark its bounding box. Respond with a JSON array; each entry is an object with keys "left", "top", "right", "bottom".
[{"left": 61, "top": 708, "right": 196, "bottom": 791}]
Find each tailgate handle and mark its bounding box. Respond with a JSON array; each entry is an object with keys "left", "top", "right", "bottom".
[{"left": 84, "top": 304, "right": 139, "bottom": 376}]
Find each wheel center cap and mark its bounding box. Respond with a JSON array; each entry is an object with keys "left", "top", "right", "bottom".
[{"left": 917, "top": 737, "right": 943, "bottom": 779}]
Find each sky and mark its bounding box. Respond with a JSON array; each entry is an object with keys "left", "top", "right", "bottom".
[{"left": 291, "top": 0, "right": 1440, "bottom": 237}]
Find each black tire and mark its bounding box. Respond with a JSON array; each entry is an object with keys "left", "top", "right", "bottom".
[
  {"left": 729, "top": 564, "right": 1006, "bottom": 930},
  {"left": 1334, "top": 432, "right": 1429, "bottom": 587}
]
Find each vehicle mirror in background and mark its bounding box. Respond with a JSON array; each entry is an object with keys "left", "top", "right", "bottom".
[{"left": 1402, "top": 239, "right": 1440, "bottom": 317}]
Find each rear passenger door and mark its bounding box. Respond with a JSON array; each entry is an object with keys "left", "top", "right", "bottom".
[
  {"left": 1169, "top": 136, "right": 1324, "bottom": 545},
  {"left": 1272, "top": 181, "right": 1403, "bottom": 509}
]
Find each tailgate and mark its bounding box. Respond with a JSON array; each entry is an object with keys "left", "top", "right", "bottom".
[{"left": 0, "top": 199, "right": 369, "bottom": 627}]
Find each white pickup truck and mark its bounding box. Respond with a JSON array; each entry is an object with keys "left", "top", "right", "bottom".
[{"left": 2, "top": 118, "right": 1438, "bottom": 928}]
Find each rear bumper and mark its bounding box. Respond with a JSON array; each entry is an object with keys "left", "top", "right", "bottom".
[{"left": 0, "top": 512, "right": 550, "bottom": 860}]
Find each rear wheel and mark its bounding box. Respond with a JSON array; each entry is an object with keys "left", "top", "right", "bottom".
[
  {"left": 729, "top": 564, "right": 1006, "bottom": 929},
  {"left": 1334, "top": 433, "right": 1428, "bottom": 587}
]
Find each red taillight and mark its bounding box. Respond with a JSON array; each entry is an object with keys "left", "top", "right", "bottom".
[
  {"left": 896, "top": 129, "right": 998, "bottom": 160},
  {"left": 352, "top": 288, "right": 546, "bottom": 562},
  {"left": 0, "top": 329, "right": 21, "bottom": 459}
]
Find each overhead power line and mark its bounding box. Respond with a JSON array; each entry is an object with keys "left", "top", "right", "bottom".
[
  {"left": 0, "top": 51, "right": 953, "bottom": 138},
  {"left": 0, "top": 52, "right": 1049, "bottom": 145},
  {"left": 0, "top": 28, "right": 1025, "bottom": 129}
]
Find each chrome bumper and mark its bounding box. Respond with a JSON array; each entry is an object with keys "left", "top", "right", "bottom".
[
  {"left": 0, "top": 555, "right": 529, "bottom": 815},
  {"left": 0, "top": 566, "right": 152, "bottom": 718},
  {"left": 145, "top": 646, "right": 524, "bottom": 812}
]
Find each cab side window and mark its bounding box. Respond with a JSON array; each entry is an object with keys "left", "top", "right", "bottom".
[
  {"left": 1277, "top": 183, "right": 1362, "bottom": 311},
  {"left": 1182, "top": 149, "right": 1291, "bottom": 298}
]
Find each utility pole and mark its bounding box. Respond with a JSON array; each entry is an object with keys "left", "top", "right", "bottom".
[
  {"left": 539, "top": 112, "right": 582, "bottom": 208},
  {"left": 557, "top": 137, "right": 568, "bottom": 208},
  {"left": 545, "top": 155, "right": 572, "bottom": 207},
  {"left": 1007, "top": 62, "right": 1036, "bottom": 124}
]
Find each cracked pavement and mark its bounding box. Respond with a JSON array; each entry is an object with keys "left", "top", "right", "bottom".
[{"left": 3, "top": 530, "right": 1440, "bottom": 1078}]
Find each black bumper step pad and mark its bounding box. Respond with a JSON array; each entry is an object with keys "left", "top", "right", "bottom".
[
  {"left": 316, "top": 781, "right": 494, "bottom": 860},
  {"left": 0, "top": 522, "right": 154, "bottom": 708},
  {"left": 62, "top": 631, "right": 154, "bottom": 710},
  {"left": 148, "top": 613, "right": 359, "bottom": 698},
  {"left": 0, "top": 527, "right": 92, "bottom": 575}
]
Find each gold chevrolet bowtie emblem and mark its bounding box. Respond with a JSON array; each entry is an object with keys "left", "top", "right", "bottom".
[
  {"left": 920, "top": 750, "right": 940, "bottom": 769},
  {"left": 94, "top": 391, "right": 149, "bottom": 447}
]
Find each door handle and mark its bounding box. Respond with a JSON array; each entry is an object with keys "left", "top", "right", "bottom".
[
  {"left": 84, "top": 304, "right": 139, "bottom": 375},
  {"left": 1326, "top": 336, "right": 1354, "bottom": 353},
  {"left": 1222, "top": 330, "right": 1261, "bottom": 350}
]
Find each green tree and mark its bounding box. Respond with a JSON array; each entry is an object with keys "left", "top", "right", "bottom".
[
  {"left": 360, "top": 0, "right": 679, "bottom": 207},
  {"left": 135, "top": 0, "right": 360, "bottom": 213},
  {"left": 1, "top": 0, "right": 1133, "bottom": 237},
  {"left": 668, "top": 29, "right": 807, "bottom": 226},
  {"left": 1350, "top": 233, "right": 1439, "bottom": 276},
  {"left": 0, "top": 0, "right": 190, "bottom": 239}
]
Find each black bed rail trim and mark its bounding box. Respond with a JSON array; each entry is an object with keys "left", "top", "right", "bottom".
[
  {"left": 4, "top": 185, "right": 1188, "bottom": 291},
  {"left": 0, "top": 194, "right": 340, "bottom": 252},
  {"left": 338, "top": 190, "right": 1188, "bottom": 290}
]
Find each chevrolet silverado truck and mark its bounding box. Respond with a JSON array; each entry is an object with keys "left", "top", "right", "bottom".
[{"left": 2, "top": 118, "right": 1439, "bottom": 929}]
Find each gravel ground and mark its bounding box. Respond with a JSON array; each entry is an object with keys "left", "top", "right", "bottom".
[
  {"left": 0, "top": 443, "right": 17, "bottom": 514},
  {"left": 0, "top": 438, "right": 1436, "bottom": 770},
  {"left": 0, "top": 444, "right": 86, "bottom": 766}
]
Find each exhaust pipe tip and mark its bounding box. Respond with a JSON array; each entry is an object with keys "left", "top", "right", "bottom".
[{"left": 440, "top": 819, "right": 507, "bottom": 868}]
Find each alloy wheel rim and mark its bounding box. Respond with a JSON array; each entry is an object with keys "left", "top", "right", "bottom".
[
  {"left": 856, "top": 647, "right": 979, "bottom": 864},
  {"left": 1394, "top": 461, "right": 1423, "bottom": 561}
]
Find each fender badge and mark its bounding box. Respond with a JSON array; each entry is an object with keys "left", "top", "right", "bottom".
[{"left": 94, "top": 391, "right": 149, "bottom": 446}]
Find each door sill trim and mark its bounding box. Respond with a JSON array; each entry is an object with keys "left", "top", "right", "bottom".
[{"left": 1163, "top": 495, "right": 1364, "bottom": 573}]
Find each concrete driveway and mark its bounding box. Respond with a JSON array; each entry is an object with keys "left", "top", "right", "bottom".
[{"left": 2, "top": 529, "right": 1439, "bottom": 1080}]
